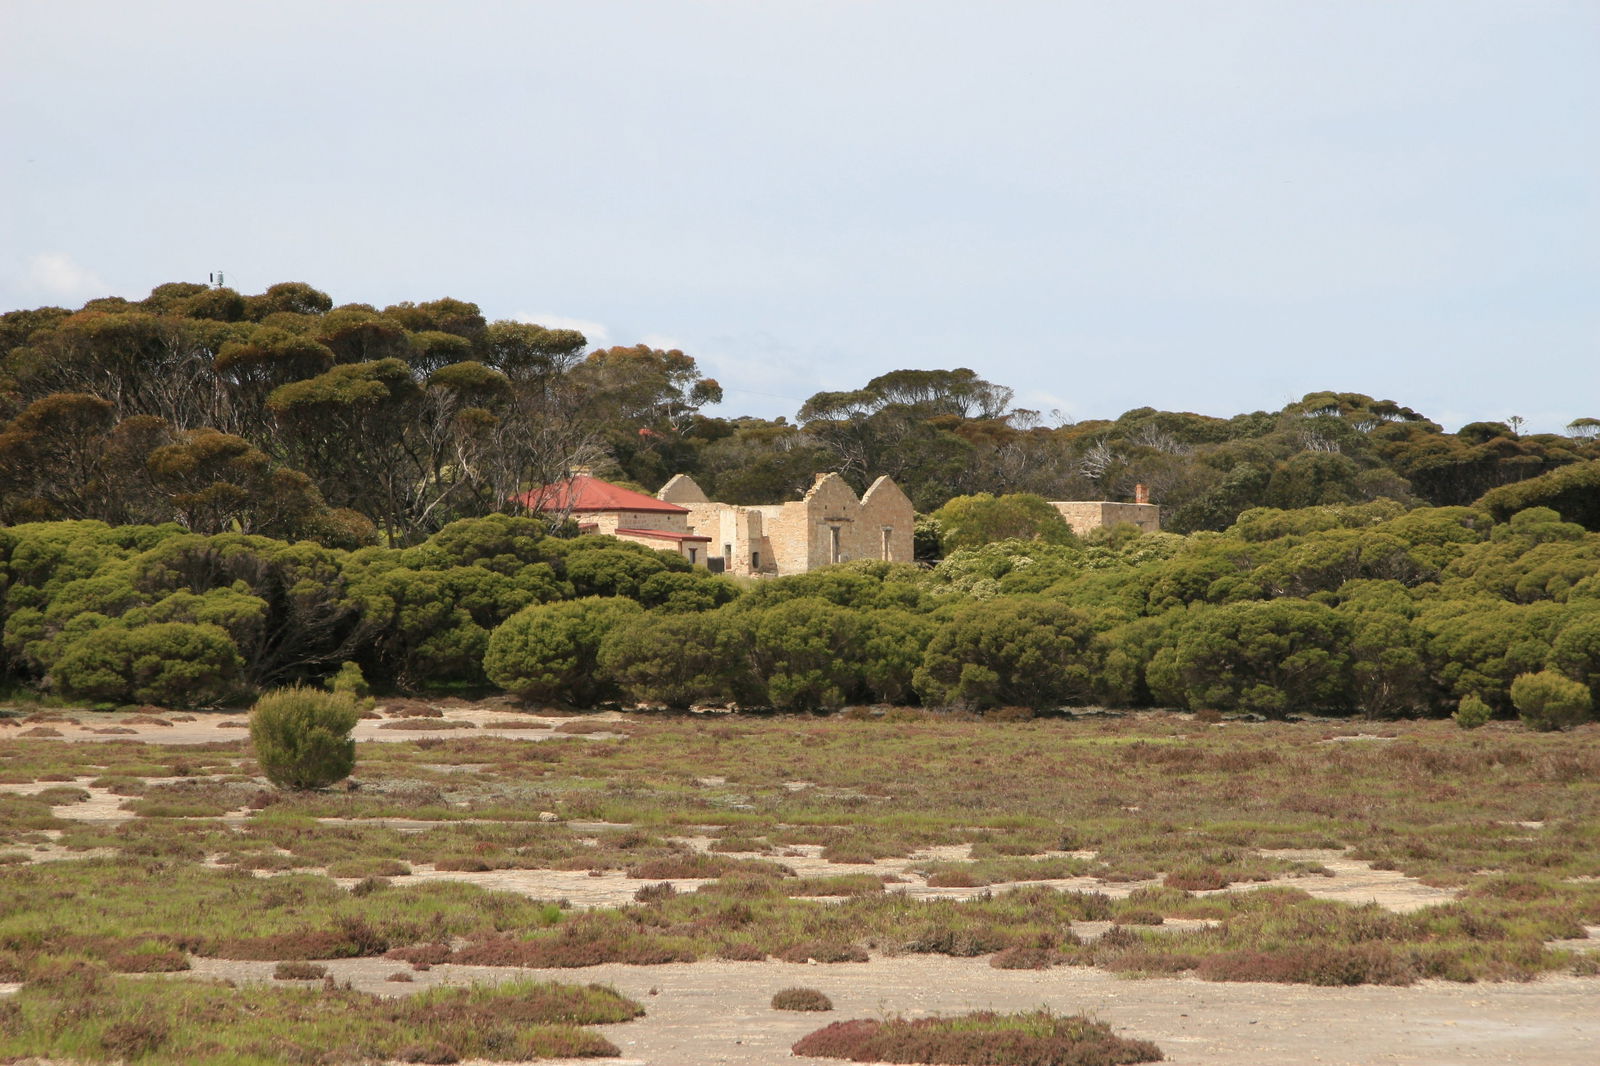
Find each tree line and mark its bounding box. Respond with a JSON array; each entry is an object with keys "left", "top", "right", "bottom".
[
  {"left": 3, "top": 500, "right": 1596, "bottom": 728},
  {"left": 3, "top": 281, "right": 1599, "bottom": 542}
]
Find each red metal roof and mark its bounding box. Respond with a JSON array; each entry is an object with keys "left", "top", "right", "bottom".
[
  {"left": 614, "top": 528, "right": 711, "bottom": 542},
  {"left": 515, "top": 475, "right": 689, "bottom": 515}
]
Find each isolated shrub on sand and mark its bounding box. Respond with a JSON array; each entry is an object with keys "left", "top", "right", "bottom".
[
  {"left": 791, "top": 1009, "right": 1163, "bottom": 1064},
  {"left": 771, "top": 987, "right": 833, "bottom": 1012},
  {"left": 250, "top": 685, "right": 358, "bottom": 789},
  {"left": 1510, "top": 670, "right": 1593, "bottom": 732}
]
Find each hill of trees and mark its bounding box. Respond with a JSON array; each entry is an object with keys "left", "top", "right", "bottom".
[
  {"left": 4, "top": 281, "right": 1598, "bottom": 542},
  {"left": 3, "top": 281, "right": 1599, "bottom": 724}
]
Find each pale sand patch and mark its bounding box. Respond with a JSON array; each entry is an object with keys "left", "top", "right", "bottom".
[
  {"left": 33, "top": 707, "right": 613, "bottom": 745},
  {"left": 180, "top": 955, "right": 1600, "bottom": 1066},
  {"left": 1255, "top": 849, "right": 1457, "bottom": 912}
]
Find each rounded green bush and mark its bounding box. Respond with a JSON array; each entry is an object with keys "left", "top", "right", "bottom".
[
  {"left": 249, "top": 685, "right": 359, "bottom": 790},
  {"left": 1510, "top": 670, "right": 1593, "bottom": 732},
  {"left": 1453, "top": 693, "right": 1493, "bottom": 730}
]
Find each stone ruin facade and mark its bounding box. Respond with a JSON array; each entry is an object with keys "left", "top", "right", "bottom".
[
  {"left": 657, "top": 472, "right": 915, "bottom": 577},
  {"left": 1049, "top": 483, "right": 1161, "bottom": 536}
]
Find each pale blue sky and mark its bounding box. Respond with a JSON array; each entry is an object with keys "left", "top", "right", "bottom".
[{"left": 2, "top": 1, "right": 1595, "bottom": 432}]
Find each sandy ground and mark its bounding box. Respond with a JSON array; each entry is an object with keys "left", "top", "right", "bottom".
[
  {"left": 178, "top": 955, "right": 1600, "bottom": 1066},
  {"left": 6, "top": 707, "right": 1598, "bottom": 1064},
  {"left": 0, "top": 704, "right": 627, "bottom": 745}
]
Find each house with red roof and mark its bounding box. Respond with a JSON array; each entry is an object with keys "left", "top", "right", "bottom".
[
  {"left": 516, "top": 470, "right": 915, "bottom": 576},
  {"left": 514, "top": 474, "right": 712, "bottom": 565}
]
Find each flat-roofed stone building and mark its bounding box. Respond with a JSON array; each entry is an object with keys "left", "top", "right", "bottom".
[{"left": 1050, "top": 483, "right": 1161, "bottom": 536}]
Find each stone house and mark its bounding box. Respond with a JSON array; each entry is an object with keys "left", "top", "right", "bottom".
[
  {"left": 656, "top": 472, "right": 915, "bottom": 577},
  {"left": 514, "top": 474, "right": 712, "bottom": 564},
  {"left": 516, "top": 471, "right": 915, "bottom": 576}
]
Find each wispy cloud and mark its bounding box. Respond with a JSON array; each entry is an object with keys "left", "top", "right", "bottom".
[
  {"left": 513, "top": 311, "right": 608, "bottom": 345},
  {"left": 26, "top": 253, "right": 107, "bottom": 304}
]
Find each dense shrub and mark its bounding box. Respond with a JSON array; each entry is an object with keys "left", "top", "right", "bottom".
[
  {"left": 1166, "top": 599, "right": 1351, "bottom": 717},
  {"left": 249, "top": 685, "right": 359, "bottom": 789},
  {"left": 484, "top": 597, "right": 642, "bottom": 705},
  {"left": 1453, "top": 693, "right": 1493, "bottom": 730},
  {"left": 913, "top": 597, "right": 1096, "bottom": 710},
  {"left": 599, "top": 608, "right": 756, "bottom": 709},
  {"left": 1510, "top": 670, "right": 1593, "bottom": 731},
  {"left": 52, "top": 621, "right": 243, "bottom": 707}
]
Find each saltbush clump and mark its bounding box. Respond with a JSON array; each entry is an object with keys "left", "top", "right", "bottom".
[
  {"left": 249, "top": 685, "right": 359, "bottom": 790},
  {"left": 772, "top": 987, "right": 833, "bottom": 1012},
  {"left": 791, "top": 1009, "right": 1163, "bottom": 1064}
]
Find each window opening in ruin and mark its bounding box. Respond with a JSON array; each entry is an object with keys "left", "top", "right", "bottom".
[
  {"left": 751, "top": 551, "right": 760, "bottom": 569},
  {"left": 881, "top": 526, "right": 892, "bottom": 560},
  {"left": 829, "top": 525, "right": 841, "bottom": 564}
]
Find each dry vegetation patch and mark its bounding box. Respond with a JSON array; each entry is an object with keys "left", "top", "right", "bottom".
[{"left": 791, "top": 1009, "right": 1164, "bottom": 1064}]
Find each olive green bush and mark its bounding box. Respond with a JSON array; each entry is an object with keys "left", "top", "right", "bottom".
[
  {"left": 484, "top": 597, "right": 642, "bottom": 705},
  {"left": 1509, "top": 669, "right": 1593, "bottom": 732},
  {"left": 249, "top": 685, "right": 359, "bottom": 789}
]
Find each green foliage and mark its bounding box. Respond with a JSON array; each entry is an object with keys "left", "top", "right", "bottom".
[
  {"left": 1509, "top": 670, "right": 1593, "bottom": 732},
  {"left": 929, "top": 492, "right": 1077, "bottom": 552},
  {"left": 598, "top": 608, "right": 756, "bottom": 709},
  {"left": 328, "top": 661, "right": 370, "bottom": 699},
  {"left": 1167, "top": 600, "right": 1351, "bottom": 718},
  {"left": 1453, "top": 694, "right": 1493, "bottom": 730},
  {"left": 1479, "top": 460, "right": 1600, "bottom": 531},
  {"left": 249, "top": 685, "right": 359, "bottom": 789},
  {"left": 53, "top": 621, "right": 243, "bottom": 708},
  {"left": 914, "top": 597, "right": 1096, "bottom": 710},
  {"left": 749, "top": 598, "right": 867, "bottom": 711},
  {"left": 484, "top": 597, "right": 643, "bottom": 705}
]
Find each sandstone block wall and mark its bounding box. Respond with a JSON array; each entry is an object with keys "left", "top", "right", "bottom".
[
  {"left": 1050, "top": 501, "right": 1161, "bottom": 536},
  {"left": 654, "top": 472, "right": 914, "bottom": 577}
]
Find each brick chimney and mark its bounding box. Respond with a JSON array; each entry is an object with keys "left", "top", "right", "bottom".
[{"left": 1134, "top": 483, "right": 1149, "bottom": 505}]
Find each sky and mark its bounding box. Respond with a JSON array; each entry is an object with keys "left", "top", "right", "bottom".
[{"left": 2, "top": 1, "right": 1595, "bottom": 434}]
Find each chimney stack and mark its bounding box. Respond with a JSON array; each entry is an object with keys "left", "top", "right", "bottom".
[{"left": 1134, "top": 483, "right": 1149, "bottom": 505}]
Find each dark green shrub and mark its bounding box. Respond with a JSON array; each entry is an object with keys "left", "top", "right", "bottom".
[
  {"left": 52, "top": 621, "right": 243, "bottom": 708},
  {"left": 249, "top": 685, "right": 359, "bottom": 790},
  {"left": 1510, "top": 670, "right": 1593, "bottom": 731},
  {"left": 484, "top": 597, "right": 642, "bottom": 705},
  {"left": 913, "top": 597, "right": 1096, "bottom": 710}
]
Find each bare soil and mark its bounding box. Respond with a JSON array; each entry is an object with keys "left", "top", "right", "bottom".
[{"left": 181, "top": 955, "right": 1600, "bottom": 1066}]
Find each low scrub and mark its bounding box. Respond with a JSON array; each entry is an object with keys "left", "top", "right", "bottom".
[
  {"left": 772, "top": 986, "right": 833, "bottom": 1011},
  {"left": 0, "top": 975, "right": 640, "bottom": 1064},
  {"left": 791, "top": 1009, "right": 1163, "bottom": 1064}
]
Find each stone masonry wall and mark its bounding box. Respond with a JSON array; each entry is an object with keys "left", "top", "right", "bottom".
[{"left": 1050, "top": 501, "right": 1161, "bottom": 536}]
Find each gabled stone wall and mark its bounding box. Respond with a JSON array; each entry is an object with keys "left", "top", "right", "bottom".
[{"left": 655, "top": 472, "right": 914, "bottom": 577}]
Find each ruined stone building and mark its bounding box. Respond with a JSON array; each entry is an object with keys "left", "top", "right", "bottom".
[
  {"left": 656, "top": 472, "right": 915, "bottom": 577},
  {"left": 517, "top": 471, "right": 916, "bottom": 576},
  {"left": 1049, "top": 484, "right": 1162, "bottom": 536}
]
